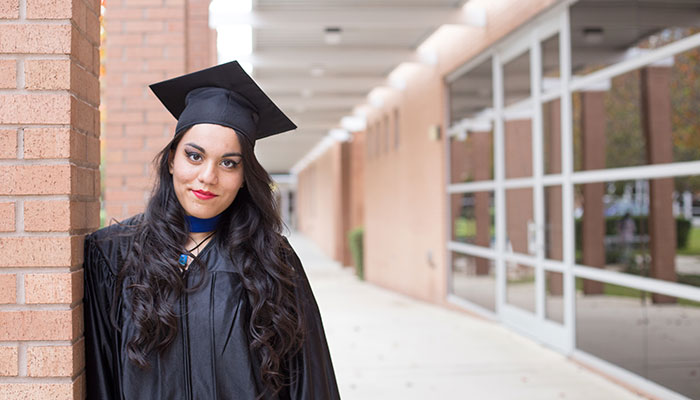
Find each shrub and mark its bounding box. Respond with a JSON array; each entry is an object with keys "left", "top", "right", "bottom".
[{"left": 348, "top": 227, "right": 364, "bottom": 280}]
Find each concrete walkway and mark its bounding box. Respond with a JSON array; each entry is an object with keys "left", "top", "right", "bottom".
[{"left": 287, "top": 232, "right": 646, "bottom": 400}]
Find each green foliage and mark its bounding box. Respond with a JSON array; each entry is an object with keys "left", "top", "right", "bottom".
[{"left": 348, "top": 227, "right": 364, "bottom": 280}]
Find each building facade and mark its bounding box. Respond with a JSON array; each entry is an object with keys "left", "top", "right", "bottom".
[{"left": 297, "top": 1, "right": 700, "bottom": 398}]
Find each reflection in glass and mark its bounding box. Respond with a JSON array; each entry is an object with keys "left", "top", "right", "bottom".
[
  {"left": 507, "top": 262, "right": 535, "bottom": 313},
  {"left": 541, "top": 34, "right": 560, "bottom": 89},
  {"left": 576, "top": 278, "right": 700, "bottom": 398},
  {"left": 546, "top": 271, "right": 563, "bottom": 324},
  {"left": 575, "top": 176, "right": 700, "bottom": 290},
  {"left": 449, "top": 132, "right": 493, "bottom": 184},
  {"left": 449, "top": 58, "right": 492, "bottom": 125},
  {"left": 450, "top": 192, "right": 494, "bottom": 248},
  {"left": 504, "top": 118, "right": 533, "bottom": 179},
  {"left": 545, "top": 186, "right": 563, "bottom": 261},
  {"left": 543, "top": 99, "right": 561, "bottom": 175},
  {"left": 572, "top": 46, "right": 700, "bottom": 171},
  {"left": 570, "top": 1, "right": 700, "bottom": 76},
  {"left": 506, "top": 188, "right": 534, "bottom": 255},
  {"left": 504, "top": 50, "right": 531, "bottom": 106},
  {"left": 451, "top": 252, "right": 495, "bottom": 312}
]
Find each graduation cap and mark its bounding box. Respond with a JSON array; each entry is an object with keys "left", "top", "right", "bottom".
[{"left": 148, "top": 61, "right": 296, "bottom": 145}]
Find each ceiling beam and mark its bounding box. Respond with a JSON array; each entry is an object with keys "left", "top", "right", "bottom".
[
  {"left": 210, "top": 7, "right": 486, "bottom": 30},
  {"left": 255, "top": 77, "right": 385, "bottom": 94},
  {"left": 238, "top": 49, "right": 420, "bottom": 68},
  {"left": 276, "top": 95, "right": 367, "bottom": 110}
]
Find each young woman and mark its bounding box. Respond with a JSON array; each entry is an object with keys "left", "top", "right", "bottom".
[{"left": 83, "top": 61, "right": 340, "bottom": 399}]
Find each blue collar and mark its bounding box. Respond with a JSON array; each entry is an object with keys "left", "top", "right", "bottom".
[{"left": 186, "top": 214, "right": 222, "bottom": 233}]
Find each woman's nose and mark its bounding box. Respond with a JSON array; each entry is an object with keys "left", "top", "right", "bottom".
[{"left": 198, "top": 161, "right": 218, "bottom": 185}]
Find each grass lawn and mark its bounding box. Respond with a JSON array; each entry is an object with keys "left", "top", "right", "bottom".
[{"left": 678, "top": 226, "right": 700, "bottom": 255}]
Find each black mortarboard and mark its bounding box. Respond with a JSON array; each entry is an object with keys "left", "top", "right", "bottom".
[{"left": 148, "top": 61, "right": 296, "bottom": 144}]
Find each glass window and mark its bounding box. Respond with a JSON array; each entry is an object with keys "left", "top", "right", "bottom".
[
  {"left": 570, "top": 1, "right": 700, "bottom": 76},
  {"left": 543, "top": 99, "right": 561, "bottom": 175},
  {"left": 504, "top": 118, "right": 533, "bottom": 179},
  {"left": 506, "top": 188, "right": 534, "bottom": 256},
  {"left": 572, "top": 46, "right": 700, "bottom": 171},
  {"left": 545, "top": 186, "right": 563, "bottom": 261},
  {"left": 575, "top": 176, "right": 700, "bottom": 290},
  {"left": 450, "top": 192, "right": 495, "bottom": 248},
  {"left": 451, "top": 252, "right": 496, "bottom": 312},
  {"left": 449, "top": 131, "right": 494, "bottom": 184},
  {"left": 449, "top": 58, "right": 493, "bottom": 124},
  {"left": 541, "top": 34, "right": 560, "bottom": 91},
  {"left": 576, "top": 277, "right": 700, "bottom": 398},
  {"left": 504, "top": 50, "right": 531, "bottom": 107},
  {"left": 507, "top": 262, "right": 535, "bottom": 313},
  {"left": 546, "top": 271, "right": 564, "bottom": 324}
]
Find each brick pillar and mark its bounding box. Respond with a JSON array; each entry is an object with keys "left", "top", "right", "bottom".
[
  {"left": 104, "top": 0, "right": 217, "bottom": 222},
  {"left": 581, "top": 91, "right": 606, "bottom": 295},
  {"left": 641, "top": 66, "right": 677, "bottom": 304},
  {"left": 0, "top": 0, "right": 101, "bottom": 398}
]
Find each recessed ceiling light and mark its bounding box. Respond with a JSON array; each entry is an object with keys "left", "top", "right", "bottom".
[
  {"left": 324, "top": 27, "right": 342, "bottom": 45},
  {"left": 310, "top": 66, "right": 325, "bottom": 77},
  {"left": 583, "top": 27, "right": 604, "bottom": 45}
]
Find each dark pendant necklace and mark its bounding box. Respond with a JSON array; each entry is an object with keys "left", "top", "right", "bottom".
[{"left": 178, "top": 231, "right": 216, "bottom": 269}]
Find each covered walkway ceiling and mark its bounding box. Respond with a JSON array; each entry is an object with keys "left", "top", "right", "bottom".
[{"left": 211, "top": 0, "right": 476, "bottom": 174}]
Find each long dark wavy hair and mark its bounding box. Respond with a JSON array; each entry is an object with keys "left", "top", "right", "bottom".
[{"left": 112, "top": 127, "right": 305, "bottom": 398}]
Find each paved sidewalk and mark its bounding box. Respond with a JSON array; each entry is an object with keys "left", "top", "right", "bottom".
[{"left": 287, "top": 232, "right": 646, "bottom": 400}]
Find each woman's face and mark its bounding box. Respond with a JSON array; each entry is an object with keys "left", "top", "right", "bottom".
[{"left": 169, "top": 123, "right": 245, "bottom": 219}]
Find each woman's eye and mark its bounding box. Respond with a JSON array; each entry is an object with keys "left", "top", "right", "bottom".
[
  {"left": 185, "top": 151, "right": 202, "bottom": 162},
  {"left": 221, "top": 159, "right": 239, "bottom": 169}
]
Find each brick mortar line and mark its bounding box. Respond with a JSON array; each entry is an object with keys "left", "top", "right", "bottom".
[
  {"left": 16, "top": 127, "right": 23, "bottom": 160},
  {"left": 0, "top": 159, "right": 100, "bottom": 168},
  {"left": 70, "top": 19, "right": 100, "bottom": 48},
  {"left": 72, "top": 61, "right": 100, "bottom": 80},
  {"left": 0, "top": 20, "right": 71, "bottom": 26},
  {"left": 0, "top": 341, "right": 75, "bottom": 346},
  {"left": 18, "top": 0, "right": 25, "bottom": 20},
  {"left": 0, "top": 377, "right": 74, "bottom": 383},
  {"left": 0, "top": 89, "right": 78, "bottom": 95},
  {"left": 0, "top": 124, "right": 71, "bottom": 129},
  {"left": 0, "top": 304, "right": 73, "bottom": 311},
  {"left": 0, "top": 159, "right": 71, "bottom": 166},
  {"left": 17, "top": 342, "right": 26, "bottom": 377},
  {"left": 16, "top": 273, "right": 24, "bottom": 304},
  {"left": 0, "top": 195, "right": 71, "bottom": 201},
  {"left": 0, "top": 268, "right": 74, "bottom": 274},
  {"left": 0, "top": 232, "right": 72, "bottom": 237},
  {"left": 16, "top": 59, "right": 23, "bottom": 90},
  {"left": 0, "top": 55, "right": 70, "bottom": 60},
  {"left": 15, "top": 198, "right": 23, "bottom": 234}
]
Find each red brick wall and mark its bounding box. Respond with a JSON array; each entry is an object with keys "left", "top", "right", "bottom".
[
  {"left": 0, "top": 0, "right": 101, "bottom": 397},
  {"left": 103, "top": 0, "right": 217, "bottom": 222}
]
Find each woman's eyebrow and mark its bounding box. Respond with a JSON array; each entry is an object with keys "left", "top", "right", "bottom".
[
  {"left": 185, "top": 142, "right": 206, "bottom": 153},
  {"left": 185, "top": 143, "right": 241, "bottom": 158}
]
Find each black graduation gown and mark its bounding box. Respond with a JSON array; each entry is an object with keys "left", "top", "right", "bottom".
[{"left": 83, "top": 222, "right": 341, "bottom": 399}]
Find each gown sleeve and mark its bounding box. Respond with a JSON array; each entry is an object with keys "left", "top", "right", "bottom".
[
  {"left": 83, "top": 234, "right": 118, "bottom": 400},
  {"left": 283, "top": 241, "right": 341, "bottom": 400}
]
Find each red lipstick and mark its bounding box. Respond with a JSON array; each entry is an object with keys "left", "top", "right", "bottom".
[{"left": 192, "top": 189, "right": 217, "bottom": 200}]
